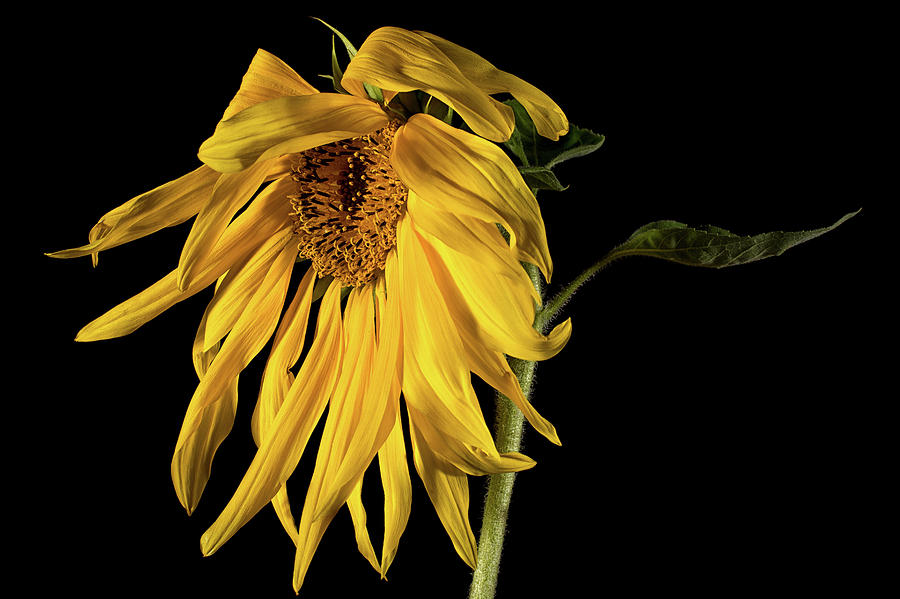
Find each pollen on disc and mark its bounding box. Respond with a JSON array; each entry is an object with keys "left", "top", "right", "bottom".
[{"left": 288, "top": 120, "right": 407, "bottom": 287}]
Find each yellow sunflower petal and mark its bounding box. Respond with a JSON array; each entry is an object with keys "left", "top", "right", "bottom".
[
  {"left": 397, "top": 213, "right": 495, "bottom": 453},
  {"left": 293, "top": 288, "right": 383, "bottom": 591},
  {"left": 407, "top": 191, "right": 539, "bottom": 307},
  {"left": 46, "top": 165, "right": 219, "bottom": 264},
  {"left": 346, "top": 476, "right": 380, "bottom": 574},
  {"left": 460, "top": 337, "right": 560, "bottom": 446},
  {"left": 416, "top": 211, "right": 572, "bottom": 362},
  {"left": 408, "top": 199, "right": 563, "bottom": 445},
  {"left": 405, "top": 408, "right": 477, "bottom": 569},
  {"left": 177, "top": 157, "right": 290, "bottom": 290},
  {"left": 221, "top": 49, "right": 318, "bottom": 121},
  {"left": 194, "top": 212, "right": 300, "bottom": 353},
  {"left": 343, "top": 26, "right": 514, "bottom": 142},
  {"left": 171, "top": 338, "right": 239, "bottom": 514},
  {"left": 392, "top": 113, "right": 553, "bottom": 281},
  {"left": 377, "top": 402, "right": 410, "bottom": 579},
  {"left": 252, "top": 265, "right": 317, "bottom": 445},
  {"left": 293, "top": 272, "right": 405, "bottom": 589},
  {"left": 372, "top": 264, "right": 410, "bottom": 578},
  {"left": 200, "top": 280, "right": 344, "bottom": 556},
  {"left": 398, "top": 213, "right": 536, "bottom": 475},
  {"left": 407, "top": 400, "right": 536, "bottom": 477},
  {"left": 249, "top": 265, "right": 317, "bottom": 544},
  {"left": 75, "top": 177, "right": 294, "bottom": 342},
  {"left": 341, "top": 76, "right": 369, "bottom": 100},
  {"left": 173, "top": 239, "right": 296, "bottom": 466},
  {"left": 416, "top": 30, "right": 569, "bottom": 140},
  {"left": 322, "top": 253, "right": 403, "bottom": 501},
  {"left": 48, "top": 50, "right": 309, "bottom": 265},
  {"left": 198, "top": 93, "right": 388, "bottom": 173},
  {"left": 195, "top": 258, "right": 264, "bottom": 354}
]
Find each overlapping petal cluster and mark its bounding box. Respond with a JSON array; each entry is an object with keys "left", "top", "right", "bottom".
[{"left": 51, "top": 26, "right": 572, "bottom": 592}]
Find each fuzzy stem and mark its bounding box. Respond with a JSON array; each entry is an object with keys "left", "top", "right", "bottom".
[{"left": 468, "top": 264, "right": 543, "bottom": 599}]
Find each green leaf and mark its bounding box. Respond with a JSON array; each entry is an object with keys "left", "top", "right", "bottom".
[
  {"left": 535, "top": 210, "right": 860, "bottom": 332},
  {"left": 312, "top": 17, "right": 383, "bottom": 103},
  {"left": 502, "top": 98, "right": 605, "bottom": 169},
  {"left": 328, "top": 35, "right": 348, "bottom": 94},
  {"left": 362, "top": 82, "right": 384, "bottom": 104},
  {"left": 605, "top": 210, "right": 859, "bottom": 268},
  {"left": 502, "top": 99, "right": 535, "bottom": 167},
  {"left": 313, "top": 17, "right": 359, "bottom": 57},
  {"left": 518, "top": 166, "right": 568, "bottom": 192},
  {"left": 542, "top": 127, "right": 607, "bottom": 170},
  {"left": 423, "top": 94, "right": 454, "bottom": 124}
]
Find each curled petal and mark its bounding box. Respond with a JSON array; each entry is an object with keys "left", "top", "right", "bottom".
[
  {"left": 221, "top": 49, "right": 318, "bottom": 121},
  {"left": 398, "top": 213, "right": 536, "bottom": 475},
  {"left": 392, "top": 113, "right": 552, "bottom": 281},
  {"left": 198, "top": 93, "right": 388, "bottom": 173},
  {"left": 344, "top": 26, "right": 514, "bottom": 142},
  {"left": 47, "top": 165, "right": 219, "bottom": 264},
  {"left": 346, "top": 475, "right": 380, "bottom": 574},
  {"left": 416, "top": 30, "right": 569, "bottom": 140},
  {"left": 416, "top": 214, "right": 571, "bottom": 362},
  {"left": 74, "top": 177, "right": 295, "bottom": 342},
  {"left": 407, "top": 191, "right": 539, "bottom": 307}
]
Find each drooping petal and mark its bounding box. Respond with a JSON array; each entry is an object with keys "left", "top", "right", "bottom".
[
  {"left": 398, "top": 213, "right": 536, "bottom": 475},
  {"left": 343, "top": 26, "right": 514, "bottom": 142},
  {"left": 173, "top": 239, "right": 296, "bottom": 471},
  {"left": 416, "top": 212, "right": 572, "bottom": 362},
  {"left": 377, "top": 401, "right": 410, "bottom": 578},
  {"left": 48, "top": 49, "right": 311, "bottom": 265},
  {"left": 407, "top": 191, "right": 539, "bottom": 307},
  {"left": 397, "top": 213, "right": 493, "bottom": 452},
  {"left": 251, "top": 265, "right": 317, "bottom": 445},
  {"left": 75, "top": 176, "right": 295, "bottom": 342},
  {"left": 459, "top": 335, "right": 561, "bottom": 446},
  {"left": 324, "top": 253, "right": 403, "bottom": 500},
  {"left": 392, "top": 113, "right": 552, "bottom": 281},
  {"left": 410, "top": 197, "right": 562, "bottom": 445},
  {"left": 200, "top": 280, "right": 344, "bottom": 556},
  {"left": 221, "top": 49, "right": 318, "bottom": 121},
  {"left": 170, "top": 335, "right": 239, "bottom": 514},
  {"left": 250, "top": 265, "right": 317, "bottom": 544},
  {"left": 177, "top": 157, "right": 290, "bottom": 290},
  {"left": 292, "top": 287, "right": 380, "bottom": 591},
  {"left": 193, "top": 205, "right": 300, "bottom": 353},
  {"left": 292, "top": 272, "right": 405, "bottom": 591},
  {"left": 416, "top": 30, "right": 569, "bottom": 140},
  {"left": 346, "top": 476, "right": 380, "bottom": 574},
  {"left": 47, "top": 165, "right": 219, "bottom": 264},
  {"left": 405, "top": 407, "right": 477, "bottom": 569},
  {"left": 198, "top": 93, "right": 388, "bottom": 173},
  {"left": 373, "top": 266, "right": 410, "bottom": 578}
]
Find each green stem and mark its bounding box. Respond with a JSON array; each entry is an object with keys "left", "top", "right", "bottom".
[
  {"left": 538, "top": 255, "right": 615, "bottom": 332},
  {"left": 469, "top": 264, "right": 543, "bottom": 599}
]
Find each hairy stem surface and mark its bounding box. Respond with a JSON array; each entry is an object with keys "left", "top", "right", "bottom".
[{"left": 469, "top": 264, "right": 543, "bottom": 599}]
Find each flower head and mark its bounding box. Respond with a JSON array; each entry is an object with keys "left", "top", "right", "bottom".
[{"left": 50, "top": 25, "right": 572, "bottom": 593}]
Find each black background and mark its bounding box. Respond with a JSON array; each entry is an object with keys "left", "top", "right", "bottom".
[{"left": 27, "top": 3, "right": 885, "bottom": 598}]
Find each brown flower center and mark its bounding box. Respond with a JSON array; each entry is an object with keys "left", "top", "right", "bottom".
[{"left": 288, "top": 121, "right": 407, "bottom": 287}]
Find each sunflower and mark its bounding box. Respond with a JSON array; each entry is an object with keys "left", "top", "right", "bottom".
[{"left": 50, "top": 25, "right": 573, "bottom": 593}]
